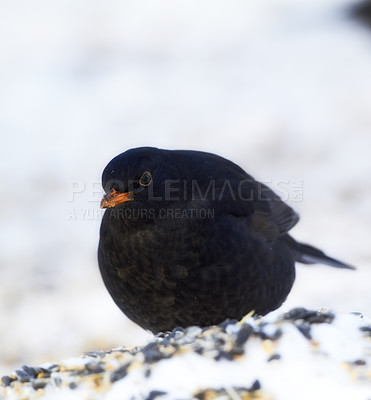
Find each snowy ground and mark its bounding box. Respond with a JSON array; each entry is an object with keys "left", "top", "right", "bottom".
[
  {"left": 0, "top": 0, "right": 371, "bottom": 376},
  {"left": 1, "top": 310, "right": 370, "bottom": 400}
]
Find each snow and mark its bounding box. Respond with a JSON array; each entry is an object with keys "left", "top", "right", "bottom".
[
  {"left": 105, "top": 313, "right": 371, "bottom": 400},
  {"left": 1, "top": 310, "right": 370, "bottom": 400}
]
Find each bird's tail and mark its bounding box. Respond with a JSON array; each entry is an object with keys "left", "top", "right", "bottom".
[{"left": 285, "top": 235, "right": 355, "bottom": 270}]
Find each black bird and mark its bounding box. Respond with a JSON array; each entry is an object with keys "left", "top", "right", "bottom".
[{"left": 98, "top": 147, "right": 354, "bottom": 333}]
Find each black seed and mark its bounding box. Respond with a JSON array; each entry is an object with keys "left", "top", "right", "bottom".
[
  {"left": 32, "top": 380, "right": 47, "bottom": 390},
  {"left": 283, "top": 308, "right": 316, "bottom": 321},
  {"left": 47, "top": 364, "right": 60, "bottom": 372},
  {"left": 53, "top": 377, "right": 62, "bottom": 387},
  {"left": 85, "top": 362, "right": 105, "bottom": 374},
  {"left": 84, "top": 350, "right": 106, "bottom": 358},
  {"left": 1, "top": 376, "right": 12, "bottom": 387},
  {"left": 272, "top": 328, "right": 283, "bottom": 340},
  {"left": 215, "top": 350, "right": 234, "bottom": 361},
  {"left": 69, "top": 382, "right": 77, "bottom": 389},
  {"left": 111, "top": 347, "right": 132, "bottom": 355},
  {"left": 351, "top": 359, "right": 367, "bottom": 366},
  {"left": 34, "top": 366, "right": 52, "bottom": 377},
  {"left": 249, "top": 379, "right": 261, "bottom": 391},
  {"left": 70, "top": 370, "right": 86, "bottom": 377},
  {"left": 360, "top": 326, "right": 371, "bottom": 336},
  {"left": 350, "top": 312, "right": 364, "bottom": 318},
  {"left": 15, "top": 369, "right": 31, "bottom": 383},
  {"left": 296, "top": 323, "right": 312, "bottom": 340},
  {"left": 145, "top": 367, "right": 151, "bottom": 378},
  {"left": 235, "top": 325, "right": 252, "bottom": 346},
  {"left": 110, "top": 364, "right": 129, "bottom": 383},
  {"left": 88, "top": 366, "right": 105, "bottom": 374},
  {"left": 267, "top": 353, "right": 281, "bottom": 362},
  {"left": 283, "top": 308, "right": 334, "bottom": 324},
  {"left": 215, "top": 336, "right": 226, "bottom": 347},
  {"left": 142, "top": 342, "right": 172, "bottom": 363},
  {"left": 146, "top": 390, "right": 167, "bottom": 400},
  {"left": 143, "top": 349, "right": 163, "bottom": 363},
  {"left": 230, "top": 346, "right": 245, "bottom": 357},
  {"left": 22, "top": 365, "right": 37, "bottom": 378},
  {"left": 307, "top": 311, "right": 335, "bottom": 324}
]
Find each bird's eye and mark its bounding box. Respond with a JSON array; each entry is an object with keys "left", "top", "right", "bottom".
[{"left": 139, "top": 171, "right": 152, "bottom": 187}]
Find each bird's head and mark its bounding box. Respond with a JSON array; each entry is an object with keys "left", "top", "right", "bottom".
[
  {"left": 100, "top": 146, "right": 187, "bottom": 209},
  {"left": 100, "top": 146, "right": 251, "bottom": 214},
  {"left": 100, "top": 147, "right": 160, "bottom": 208}
]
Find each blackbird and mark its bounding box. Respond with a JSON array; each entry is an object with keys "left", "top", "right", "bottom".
[{"left": 98, "top": 147, "right": 354, "bottom": 333}]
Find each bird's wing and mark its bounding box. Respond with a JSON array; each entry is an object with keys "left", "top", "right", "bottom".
[
  {"left": 226, "top": 179, "right": 300, "bottom": 243},
  {"left": 172, "top": 150, "right": 300, "bottom": 243},
  {"left": 250, "top": 203, "right": 299, "bottom": 242}
]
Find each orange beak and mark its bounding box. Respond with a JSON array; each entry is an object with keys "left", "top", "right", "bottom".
[{"left": 100, "top": 189, "right": 134, "bottom": 209}]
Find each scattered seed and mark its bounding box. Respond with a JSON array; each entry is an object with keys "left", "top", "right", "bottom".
[
  {"left": 235, "top": 325, "right": 252, "bottom": 346},
  {"left": 32, "top": 380, "right": 47, "bottom": 390},
  {"left": 1, "top": 376, "right": 12, "bottom": 387},
  {"left": 110, "top": 364, "right": 129, "bottom": 383},
  {"left": 84, "top": 351, "right": 106, "bottom": 358},
  {"left": 249, "top": 379, "right": 261, "bottom": 391},
  {"left": 15, "top": 369, "right": 31, "bottom": 383},
  {"left": 146, "top": 390, "right": 167, "bottom": 400},
  {"left": 1, "top": 308, "right": 368, "bottom": 399},
  {"left": 267, "top": 354, "right": 281, "bottom": 362},
  {"left": 351, "top": 359, "right": 367, "bottom": 366},
  {"left": 360, "top": 326, "right": 371, "bottom": 336},
  {"left": 21, "top": 365, "right": 37, "bottom": 378},
  {"left": 69, "top": 382, "right": 77, "bottom": 389},
  {"left": 296, "top": 323, "right": 312, "bottom": 340},
  {"left": 53, "top": 377, "right": 62, "bottom": 387}
]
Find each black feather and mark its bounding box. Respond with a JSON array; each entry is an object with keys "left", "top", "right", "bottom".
[{"left": 98, "top": 147, "right": 354, "bottom": 333}]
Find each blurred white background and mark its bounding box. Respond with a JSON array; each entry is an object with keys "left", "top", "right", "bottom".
[{"left": 1, "top": 0, "right": 371, "bottom": 375}]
